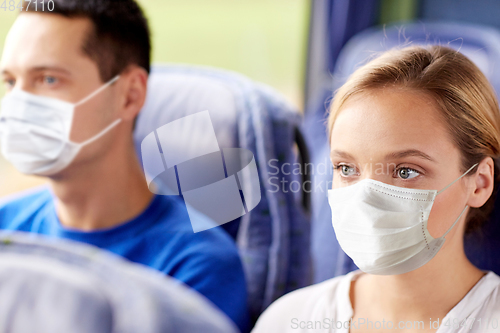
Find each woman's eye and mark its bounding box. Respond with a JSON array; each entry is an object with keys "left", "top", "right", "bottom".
[
  {"left": 396, "top": 167, "right": 420, "bottom": 180},
  {"left": 338, "top": 165, "right": 357, "bottom": 177}
]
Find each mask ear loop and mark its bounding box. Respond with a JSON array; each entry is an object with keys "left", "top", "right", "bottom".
[
  {"left": 441, "top": 205, "right": 468, "bottom": 238},
  {"left": 437, "top": 163, "right": 478, "bottom": 195},
  {"left": 72, "top": 75, "right": 122, "bottom": 146},
  {"left": 79, "top": 119, "right": 123, "bottom": 147},
  {"left": 74, "top": 75, "right": 120, "bottom": 107},
  {"left": 437, "top": 163, "right": 478, "bottom": 238}
]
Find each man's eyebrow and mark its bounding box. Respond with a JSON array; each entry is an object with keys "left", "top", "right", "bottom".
[
  {"left": 29, "top": 66, "right": 72, "bottom": 75},
  {"left": 1, "top": 67, "right": 72, "bottom": 76},
  {"left": 330, "top": 150, "right": 357, "bottom": 161},
  {"left": 385, "top": 149, "right": 436, "bottom": 162}
]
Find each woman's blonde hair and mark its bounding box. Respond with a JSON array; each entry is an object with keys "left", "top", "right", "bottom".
[{"left": 327, "top": 45, "right": 500, "bottom": 233}]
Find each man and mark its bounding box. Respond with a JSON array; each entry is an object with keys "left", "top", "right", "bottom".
[{"left": 0, "top": 0, "right": 249, "bottom": 332}]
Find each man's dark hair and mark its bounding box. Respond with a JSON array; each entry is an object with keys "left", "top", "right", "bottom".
[{"left": 23, "top": 0, "right": 151, "bottom": 82}]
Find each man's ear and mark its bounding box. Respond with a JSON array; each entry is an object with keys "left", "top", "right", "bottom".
[
  {"left": 467, "top": 157, "right": 495, "bottom": 208},
  {"left": 117, "top": 65, "right": 148, "bottom": 122}
]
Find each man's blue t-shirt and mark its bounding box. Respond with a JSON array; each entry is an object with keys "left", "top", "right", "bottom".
[{"left": 0, "top": 187, "right": 249, "bottom": 332}]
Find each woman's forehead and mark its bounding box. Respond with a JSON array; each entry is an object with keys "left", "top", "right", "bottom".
[{"left": 330, "top": 88, "right": 456, "bottom": 162}]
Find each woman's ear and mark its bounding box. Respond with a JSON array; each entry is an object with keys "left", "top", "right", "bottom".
[{"left": 467, "top": 157, "right": 495, "bottom": 208}]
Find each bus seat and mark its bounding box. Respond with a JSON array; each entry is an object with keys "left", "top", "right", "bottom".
[
  {"left": 312, "top": 21, "right": 500, "bottom": 282},
  {"left": 133, "top": 64, "right": 312, "bottom": 322},
  {"left": 0, "top": 232, "right": 237, "bottom": 333}
]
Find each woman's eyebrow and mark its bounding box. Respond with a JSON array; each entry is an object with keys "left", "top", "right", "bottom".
[
  {"left": 330, "top": 150, "right": 356, "bottom": 161},
  {"left": 385, "top": 149, "right": 436, "bottom": 162}
]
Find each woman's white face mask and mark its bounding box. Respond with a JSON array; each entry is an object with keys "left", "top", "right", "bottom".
[
  {"left": 0, "top": 75, "right": 122, "bottom": 176},
  {"left": 328, "top": 163, "right": 477, "bottom": 275}
]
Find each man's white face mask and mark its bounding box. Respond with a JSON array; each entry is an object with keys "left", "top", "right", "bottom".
[
  {"left": 0, "top": 75, "right": 121, "bottom": 176},
  {"left": 328, "top": 163, "right": 478, "bottom": 275}
]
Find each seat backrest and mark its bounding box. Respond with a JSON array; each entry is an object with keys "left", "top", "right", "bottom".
[
  {"left": 0, "top": 232, "right": 237, "bottom": 333},
  {"left": 333, "top": 21, "right": 500, "bottom": 93},
  {"left": 311, "top": 21, "right": 500, "bottom": 282},
  {"left": 133, "top": 65, "right": 312, "bottom": 322}
]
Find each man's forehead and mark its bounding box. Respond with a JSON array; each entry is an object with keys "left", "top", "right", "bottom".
[
  {"left": 11, "top": 13, "right": 91, "bottom": 47},
  {"left": 1, "top": 13, "right": 93, "bottom": 72}
]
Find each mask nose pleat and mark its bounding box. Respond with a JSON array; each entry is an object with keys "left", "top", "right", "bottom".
[{"left": 365, "top": 182, "right": 437, "bottom": 202}]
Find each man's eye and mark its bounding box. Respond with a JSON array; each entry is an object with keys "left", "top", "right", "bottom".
[
  {"left": 396, "top": 167, "right": 420, "bottom": 180},
  {"left": 43, "top": 76, "right": 58, "bottom": 85},
  {"left": 4, "top": 79, "right": 15, "bottom": 89}
]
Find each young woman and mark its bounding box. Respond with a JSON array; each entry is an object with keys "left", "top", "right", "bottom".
[{"left": 252, "top": 45, "right": 500, "bottom": 332}]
